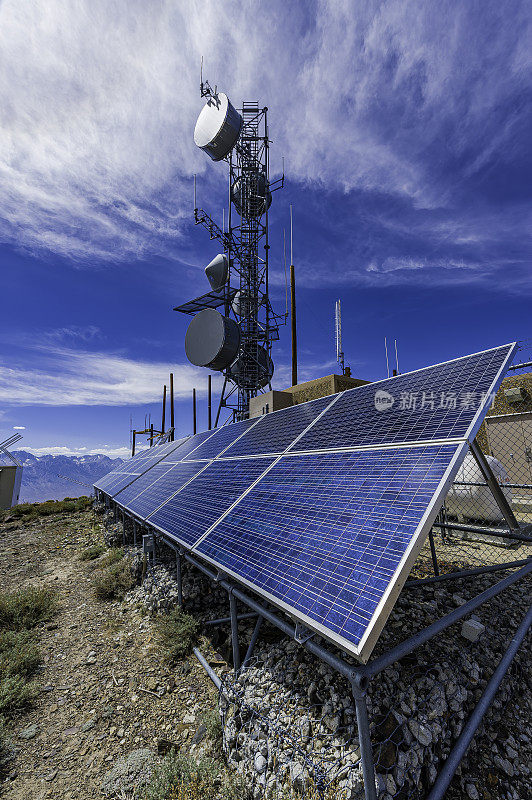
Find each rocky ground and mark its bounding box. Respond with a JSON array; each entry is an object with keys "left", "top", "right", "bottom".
[
  {"left": 0, "top": 505, "right": 530, "bottom": 800},
  {"left": 132, "top": 547, "right": 531, "bottom": 800},
  {"left": 0, "top": 508, "right": 222, "bottom": 800}
]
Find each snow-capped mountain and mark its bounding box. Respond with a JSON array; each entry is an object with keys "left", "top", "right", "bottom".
[{"left": 4, "top": 451, "right": 125, "bottom": 503}]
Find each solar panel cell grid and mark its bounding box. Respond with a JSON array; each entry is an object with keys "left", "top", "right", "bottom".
[
  {"left": 295, "top": 345, "right": 513, "bottom": 452},
  {"left": 96, "top": 343, "right": 515, "bottom": 661},
  {"left": 221, "top": 395, "right": 333, "bottom": 458},
  {"left": 195, "top": 445, "right": 460, "bottom": 653},
  {"left": 114, "top": 462, "right": 175, "bottom": 508},
  {"left": 162, "top": 430, "right": 218, "bottom": 463},
  {"left": 149, "top": 457, "right": 274, "bottom": 548},
  {"left": 124, "top": 461, "right": 209, "bottom": 519},
  {"left": 95, "top": 440, "right": 188, "bottom": 496},
  {"left": 182, "top": 418, "right": 260, "bottom": 461}
]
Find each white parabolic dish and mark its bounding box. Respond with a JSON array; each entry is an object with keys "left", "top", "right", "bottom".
[{"left": 194, "top": 93, "right": 242, "bottom": 161}]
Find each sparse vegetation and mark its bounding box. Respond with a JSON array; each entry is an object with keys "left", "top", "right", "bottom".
[
  {"left": 200, "top": 708, "right": 223, "bottom": 750},
  {"left": 79, "top": 543, "right": 106, "bottom": 561},
  {"left": 0, "top": 586, "right": 57, "bottom": 631},
  {"left": 0, "top": 586, "right": 57, "bottom": 716},
  {"left": 92, "top": 554, "right": 136, "bottom": 600},
  {"left": 155, "top": 609, "right": 199, "bottom": 663},
  {"left": 144, "top": 752, "right": 248, "bottom": 800},
  {"left": 0, "top": 631, "right": 41, "bottom": 679},
  {"left": 0, "top": 496, "right": 91, "bottom": 522},
  {"left": 95, "top": 547, "right": 125, "bottom": 569}
]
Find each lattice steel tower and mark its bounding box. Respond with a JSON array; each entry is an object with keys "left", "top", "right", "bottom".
[{"left": 176, "top": 78, "right": 284, "bottom": 421}]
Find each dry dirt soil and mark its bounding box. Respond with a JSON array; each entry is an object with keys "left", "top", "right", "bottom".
[{"left": 0, "top": 509, "right": 219, "bottom": 800}]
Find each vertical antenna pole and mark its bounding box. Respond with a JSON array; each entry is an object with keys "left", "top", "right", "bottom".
[
  {"left": 170, "top": 372, "right": 174, "bottom": 441},
  {"left": 394, "top": 339, "right": 399, "bottom": 374},
  {"left": 161, "top": 384, "right": 166, "bottom": 435},
  {"left": 384, "top": 337, "right": 390, "bottom": 378},
  {"left": 283, "top": 229, "right": 288, "bottom": 318},
  {"left": 193, "top": 388, "right": 197, "bottom": 435},
  {"left": 290, "top": 205, "right": 297, "bottom": 387},
  {"left": 132, "top": 431, "right": 136, "bottom": 457},
  {"left": 208, "top": 375, "right": 212, "bottom": 430},
  {"left": 335, "top": 300, "right": 345, "bottom": 375}
]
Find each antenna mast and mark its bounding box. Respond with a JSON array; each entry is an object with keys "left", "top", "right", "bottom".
[{"left": 335, "top": 299, "right": 346, "bottom": 375}]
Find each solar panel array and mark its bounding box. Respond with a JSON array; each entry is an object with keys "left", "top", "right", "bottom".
[{"left": 95, "top": 344, "right": 516, "bottom": 661}]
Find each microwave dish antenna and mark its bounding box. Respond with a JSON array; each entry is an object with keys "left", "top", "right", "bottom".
[{"left": 194, "top": 92, "right": 243, "bottom": 162}]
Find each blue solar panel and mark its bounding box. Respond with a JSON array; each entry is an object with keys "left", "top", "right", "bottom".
[
  {"left": 222, "top": 395, "right": 333, "bottom": 457},
  {"left": 149, "top": 457, "right": 274, "bottom": 548},
  {"left": 122, "top": 461, "right": 209, "bottom": 519},
  {"left": 295, "top": 345, "right": 515, "bottom": 453},
  {"left": 115, "top": 462, "right": 175, "bottom": 509},
  {"left": 183, "top": 417, "right": 260, "bottom": 461},
  {"left": 162, "top": 430, "right": 218, "bottom": 463},
  {"left": 95, "top": 439, "right": 188, "bottom": 495},
  {"left": 94, "top": 449, "right": 150, "bottom": 491},
  {"left": 195, "top": 444, "right": 464, "bottom": 658},
  {"left": 100, "top": 343, "right": 516, "bottom": 661}
]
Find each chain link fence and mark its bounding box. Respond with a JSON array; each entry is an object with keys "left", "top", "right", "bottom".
[
  {"left": 413, "top": 344, "right": 532, "bottom": 579},
  {"left": 216, "top": 571, "right": 531, "bottom": 800}
]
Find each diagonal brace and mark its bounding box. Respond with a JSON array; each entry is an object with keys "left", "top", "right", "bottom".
[{"left": 469, "top": 440, "right": 520, "bottom": 531}]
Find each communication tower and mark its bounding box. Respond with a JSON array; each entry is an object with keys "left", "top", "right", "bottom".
[{"left": 175, "top": 74, "right": 284, "bottom": 421}]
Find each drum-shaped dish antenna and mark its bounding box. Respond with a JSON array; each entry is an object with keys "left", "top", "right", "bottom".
[
  {"left": 194, "top": 93, "right": 243, "bottom": 161},
  {"left": 185, "top": 309, "right": 241, "bottom": 371}
]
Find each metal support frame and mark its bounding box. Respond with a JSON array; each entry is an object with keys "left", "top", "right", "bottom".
[
  {"left": 114, "top": 522, "right": 532, "bottom": 800},
  {"left": 204, "top": 612, "right": 258, "bottom": 627},
  {"left": 351, "top": 679, "right": 378, "bottom": 800},
  {"left": 229, "top": 590, "right": 241, "bottom": 673},
  {"left": 428, "top": 528, "right": 439, "bottom": 576},
  {"left": 405, "top": 557, "right": 531, "bottom": 588},
  {"left": 426, "top": 601, "right": 532, "bottom": 800},
  {"left": 242, "top": 615, "right": 263, "bottom": 670},
  {"left": 469, "top": 439, "right": 520, "bottom": 530},
  {"left": 433, "top": 520, "right": 532, "bottom": 542}
]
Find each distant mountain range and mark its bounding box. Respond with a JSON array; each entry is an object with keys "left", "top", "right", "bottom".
[{"left": 3, "top": 451, "right": 125, "bottom": 503}]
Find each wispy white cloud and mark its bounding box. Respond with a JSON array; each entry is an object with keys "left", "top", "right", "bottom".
[
  {"left": 13, "top": 426, "right": 26, "bottom": 430},
  {"left": 0, "top": 0, "right": 528, "bottom": 263},
  {"left": 46, "top": 326, "right": 102, "bottom": 343},
  {"left": 0, "top": 342, "right": 218, "bottom": 406}
]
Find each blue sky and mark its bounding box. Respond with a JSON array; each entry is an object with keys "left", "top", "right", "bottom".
[{"left": 0, "top": 0, "right": 530, "bottom": 459}]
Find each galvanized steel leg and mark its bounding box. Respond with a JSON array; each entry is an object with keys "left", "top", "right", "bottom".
[
  {"left": 470, "top": 440, "right": 519, "bottom": 530},
  {"left": 133, "top": 520, "right": 137, "bottom": 548},
  {"left": 241, "top": 615, "right": 263, "bottom": 670},
  {"left": 229, "top": 591, "right": 241, "bottom": 674},
  {"left": 428, "top": 528, "right": 439, "bottom": 576},
  {"left": 176, "top": 551, "right": 183, "bottom": 609},
  {"left": 351, "top": 678, "right": 377, "bottom": 800},
  {"left": 426, "top": 601, "right": 532, "bottom": 800}
]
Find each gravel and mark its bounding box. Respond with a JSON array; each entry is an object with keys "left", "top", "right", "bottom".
[{"left": 103, "top": 516, "right": 532, "bottom": 800}]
